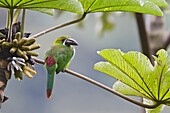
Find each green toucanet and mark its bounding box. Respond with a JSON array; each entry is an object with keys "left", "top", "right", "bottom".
[{"left": 44, "top": 36, "right": 78, "bottom": 99}]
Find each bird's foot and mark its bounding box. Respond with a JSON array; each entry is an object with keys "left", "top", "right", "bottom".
[{"left": 62, "top": 68, "right": 66, "bottom": 72}]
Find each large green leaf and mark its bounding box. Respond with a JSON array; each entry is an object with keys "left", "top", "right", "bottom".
[
  {"left": 94, "top": 49, "right": 155, "bottom": 99},
  {"left": 0, "top": 0, "right": 83, "bottom": 14},
  {"left": 30, "top": 8, "right": 54, "bottom": 16},
  {"left": 112, "top": 81, "right": 146, "bottom": 97},
  {"left": 0, "top": 0, "right": 167, "bottom": 16},
  {"left": 151, "top": 50, "right": 170, "bottom": 101},
  {"left": 79, "top": 0, "right": 167, "bottom": 16},
  {"left": 94, "top": 49, "right": 170, "bottom": 112},
  {"left": 145, "top": 0, "right": 168, "bottom": 7}
]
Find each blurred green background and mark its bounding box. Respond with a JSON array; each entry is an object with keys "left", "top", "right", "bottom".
[{"left": 0, "top": 9, "right": 170, "bottom": 113}]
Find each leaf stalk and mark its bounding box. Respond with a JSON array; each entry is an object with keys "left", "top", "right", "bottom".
[
  {"left": 13, "top": 9, "right": 21, "bottom": 24},
  {"left": 30, "top": 13, "right": 87, "bottom": 39},
  {"left": 21, "top": 9, "right": 26, "bottom": 37},
  {"left": 7, "top": 8, "right": 14, "bottom": 42}
]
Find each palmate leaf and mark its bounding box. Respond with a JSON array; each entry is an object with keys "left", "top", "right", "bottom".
[
  {"left": 151, "top": 50, "right": 170, "bottom": 101},
  {"left": 112, "top": 80, "right": 145, "bottom": 97},
  {"left": 94, "top": 49, "right": 170, "bottom": 113},
  {"left": 79, "top": 0, "right": 168, "bottom": 16},
  {"left": 0, "top": 0, "right": 83, "bottom": 14},
  {"left": 94, "top": 49, "right": 155, "bottom": 99},
  {"left": 145, "top": 0, "right": 167, "bottom": 7},
  {"left": 0, "top": 0, "right": 167, "bottom": 16}
]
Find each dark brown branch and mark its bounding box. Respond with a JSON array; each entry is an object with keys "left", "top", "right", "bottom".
[
  {"left": 163, "top": 32, "right": 170, "bottom": 49},
  {"left": 65, "top": 69, "right": 161, "bottom": 109},
  {"left": 34, "top": 58, "right": 160, "bottom": 109},
  {"left": 135, "top": 13, "right": 152, "bottom": 61},
  {"left": 34, "top": 58, "right": 45, "bottom": 65}
]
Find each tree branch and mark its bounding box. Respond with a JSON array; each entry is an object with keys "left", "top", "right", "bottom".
[
  {"left": 30, "top": 13, "right": 87, "bottom": 39},
  {"left": 64, "top": 69, "right": 160, "bottom": 109},
  {"left": 34, "top": 58, "right": 161, "bottom": 109},
  {"left": 135, "top": 13, "right": 152, "bottom": 61},
  {"left": 163, "top": 32, "right": 170, "bottom": 49}
]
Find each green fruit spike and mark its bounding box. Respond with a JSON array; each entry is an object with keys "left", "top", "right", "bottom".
[
  {"left": 24, "top": 38, "right": 36, "bottom": 46},
  {"left": 26, "top": 51, "right": 39, "bottom": 56},
  {"left": 15, "top": 32, "right": 21, "bottom": 41},
  {"left": 10, "top": 47, "right": 17, "bottom": 54},
  {"left": 18, "top": 39, "right": 27, "bottom": 46},
  {"left": 30, "top": 44, "right": 40, "bottom": 50},
  {"left": 2, "top": 42, "right": 13, "bottom": 47},
  {"left": 14, "top": 70, "right": 23, "bottom": 80},
  {"left": 16, "top": 49, "right": 28, "bottom": 60},
  {"left": 21, "top": 46, "right": 31, "bottom": 51},
  {"left": 0, "top": 39, "right": 5, "bottom": 44},
  {"left": 13, "top": 39, "right": 18, "bottom": 47}
]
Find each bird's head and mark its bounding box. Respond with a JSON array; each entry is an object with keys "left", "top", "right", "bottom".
[{"left": 54, "top": 36, "right": 78, "bottom": 46}]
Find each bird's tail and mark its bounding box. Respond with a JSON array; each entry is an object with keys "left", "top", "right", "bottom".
[{"left": 46, "top": 72, "right": 55, "bottom": 99}]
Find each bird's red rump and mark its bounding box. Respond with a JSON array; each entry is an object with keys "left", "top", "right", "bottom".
[{"left": 46, "top": 56, "right": 56, "bottom": 67}]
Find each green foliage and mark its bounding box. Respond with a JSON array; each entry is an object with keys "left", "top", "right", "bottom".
[
  {"left": 0, "top": 0, "right": 83, "bottom": 14},
  {"left": 146, "top": 0, "right": 167, "bottom": 6},
  {"left": 29, "top": 9, "right": 54, "bottom": 16},
  {"left": 0, "top": 0, "right": 168, "bottom": 16},
  {"left": 79, "top": 0, "right": 167, "bottom": 16},
  {"left": 94, "top": 49, "right": 170, "bottom": 113}
]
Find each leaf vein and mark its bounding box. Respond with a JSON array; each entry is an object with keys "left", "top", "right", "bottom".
[
  {"left": 0, "top": 1, "right": 8, "bottom": 7},
  {"left": 86, "top": 0, "right": 97, "bottom": 13},
  {"left": 158, "top": 65, "right": 166, "bottom": 100},
  {"left": 17, "top": 0, "right": 57, "bottom": 7},
  {"left": 121, "top": 56, "right": 156, "bottom": 100},
  {"left": 108, "top": 60, "right": 153, "bottom": 98}
]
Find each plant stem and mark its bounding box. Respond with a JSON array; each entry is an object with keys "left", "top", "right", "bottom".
[
  {"left": 7, "top": 8, "right": 14, "bottom": 42},
  {"left": 13, "top": 9, "right": 21, "bottom": 24},
  {"left": 30, "top": 13, "right": 87, "bottom": 39},
  {"left": 6, "top": 10, "right": 10, "bottom": 28},
  {"left": 34, "top": 58, "right": 160, "bottom": 109},
  {"left": 21, "top": 9, "right": 26, "bottom": 37}
]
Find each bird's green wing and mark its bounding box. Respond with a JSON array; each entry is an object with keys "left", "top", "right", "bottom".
[{"left": 55, "top": 46, "right": 74, "bottom": 73}]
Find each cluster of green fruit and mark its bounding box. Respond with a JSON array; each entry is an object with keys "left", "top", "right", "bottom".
[{"left": 0, "top": 32, "right": 40, "bottom": 80}]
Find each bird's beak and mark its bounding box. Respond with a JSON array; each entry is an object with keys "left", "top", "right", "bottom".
[{"left": 65, "top": 38, "right": 78, "bottom": 46}]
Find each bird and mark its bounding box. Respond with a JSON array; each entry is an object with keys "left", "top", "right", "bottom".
[{"left": 44, "top": 36, "right": 78, "bottom": 99}]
